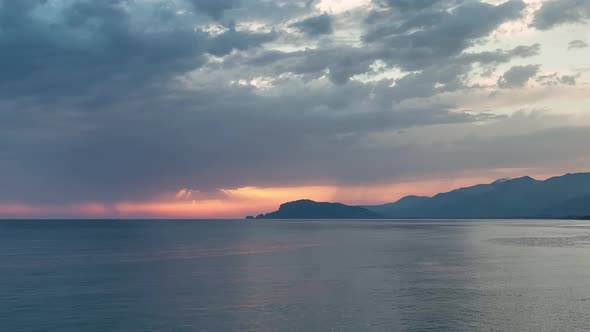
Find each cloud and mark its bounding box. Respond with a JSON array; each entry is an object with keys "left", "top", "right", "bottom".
[
  {"left": 462, "top": 43, "right": 541, "bottom": 62},
  {"left": 387, "top": 43, "right": 541, "bottom": 101},
  {"left": 188, "top": 0, "right": 239, "bottom": 20},
  {"left": 0, "top": 0, "right": 589, "bottom": 212},
  {"left": 497, "top": 65, "right": 541, "bottom": 88},
  {"left": 558, "top": 74, "right": 578, "bottom": 85},
  {"left": 243, "top": 1, "right": 530, "bottom": 86},
  {"left": 536, "top": 72, "right": 579, "bottom": 86},
  {"left": 532, "top": 0, "right": 590, "bottom": 30},
  {"left": 363, "top": 0, "right": 526, "bottom": 70},
  {"left": 291, "top": 13, "right": 334, "bottom": 36},
  {"left": 568, "top": 39, "right": 588, "bottom": 50},
  {"left": 375, "top": 0, "right": 450, "bottom": 11},
  {"left": 0, "top": 0, "right": 277, "bottom": 101},
  {"left": 1, "top": 79, "right": 501, "bottom": 204}
]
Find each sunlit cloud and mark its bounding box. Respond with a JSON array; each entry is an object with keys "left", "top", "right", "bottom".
[{"left": 315, "top": 0, "right": 371, "bottom": 13}]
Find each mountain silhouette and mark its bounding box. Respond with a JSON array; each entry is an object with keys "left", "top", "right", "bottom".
[
  {"left": 365, "top": 173, "right": 590, "bottom": 218},
  {"left": 254, "top": 199, "right": 384, "bottom": 219},
  {"left": 250, "top": 172, "right": 590, "bottom": 219}
]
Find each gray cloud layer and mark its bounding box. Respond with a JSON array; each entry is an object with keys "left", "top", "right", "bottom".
[
  {"left": 291, "top": 13, "right": 333, "bottom": 36},
  {"left": 189, "top": 0, "right": 238, "bottom": 19},
  {"left": 532, "top": 0, "right": 590, "bottom": 29},
  {"left": 0, "top": 0, "right": 587, "bottom": 206}
]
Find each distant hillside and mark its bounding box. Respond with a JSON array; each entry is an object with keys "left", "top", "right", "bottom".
[
  {"left": 250, "top": 172, "right": 590, "bottom": 220},
  {"left": 365, "top": 172, "right": 590, "bottom": 219},
  {"left": 551, "top": 194, "right": 590, "bottom": 218},
  {"left": 253, "top": 199, "right": 384, "bottom": 219}
]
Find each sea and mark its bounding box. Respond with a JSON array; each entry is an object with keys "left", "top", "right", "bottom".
[{"left": 2, "top": 219, "right": 590, "bottom": 331}]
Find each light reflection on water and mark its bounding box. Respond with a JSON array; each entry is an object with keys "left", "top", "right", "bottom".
[{"left": 1, "top": 219, "right": 590, "bottom": 331}]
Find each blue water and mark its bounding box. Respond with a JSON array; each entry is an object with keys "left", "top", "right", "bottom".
[{"left": 2, "top": 219, "right": 590, "bottom": 331}]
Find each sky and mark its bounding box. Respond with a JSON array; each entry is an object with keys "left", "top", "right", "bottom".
[{"left": 1, "top": 0, "right": 589, "bottom": 218}]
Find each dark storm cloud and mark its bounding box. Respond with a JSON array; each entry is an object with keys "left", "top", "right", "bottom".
[
  {"left": 227, "top": 45, "right": 382, "bottom": 84},
  {"left": 532, "top": 0, "right": 590, "bottom": 29},
  {"left": 363, "top": 0, "right": 526, "bottom": 70},
  {"left": 387, "top": 44, "right": 541, "bottom": 101},
  {"left": 188, "top": 0, "right": 239, "bottom": 20},
  {"left": 207, "top": 25, "right": 278, "bottom": 57},
  {"left": 209, "top": 0, "right": 312, "bottom": 24},
  {"left": 0, "top": 0, "right": 276, "bottom": 101},
  {"left": 497, "top": 65, "right": 540, "bottom": 88},
  {"left": 291, "top": 14, "right": 333, "bottom": 36},
  {"left": 240, "top": 0, "right": 528, "bottom": 85},
  {"left": 1, "top": 0, "right": 583, "bottom": 207},
  {"left": 0, "top": 82, "right": 498, "bottom": 204},
  {"left": 459, "top": 43, "right": 541, "bottom": 63},
  {"left": 568, "top": 39, "right": 588, "bottom": 50},
  {"left": 375, "top": 0, "right": 450, "bottom": 11}
]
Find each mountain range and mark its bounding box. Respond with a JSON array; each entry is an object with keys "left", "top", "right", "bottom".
[{"left": 250, "top": 172, "right": 590, "bottom": 219}]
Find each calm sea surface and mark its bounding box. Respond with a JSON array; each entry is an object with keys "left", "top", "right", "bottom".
[{"left": 2, "top": 219, "right": 590, "bottom": 331}]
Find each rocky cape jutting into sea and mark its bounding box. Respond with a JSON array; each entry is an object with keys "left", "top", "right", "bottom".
[{"left": 249, "top": 172, "right": 590, "bottom": 219}]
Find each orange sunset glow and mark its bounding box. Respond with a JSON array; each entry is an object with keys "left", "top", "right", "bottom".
[{"left": 1, "top": 168, "right": 570, "bottom": 219}]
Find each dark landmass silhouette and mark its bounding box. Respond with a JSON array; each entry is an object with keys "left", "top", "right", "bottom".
[
  {"left": 365, "top": 173, "right": 590, "bottom": 219},
  {"left": 250, "top": 173, "right": 590, "bottom": 219},
  {"left": 253, "top": 199, "right": 384, "bottom": 219}
]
